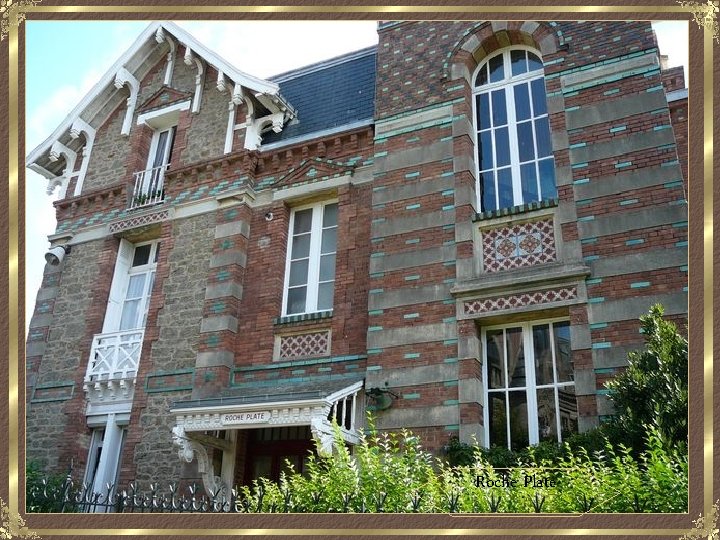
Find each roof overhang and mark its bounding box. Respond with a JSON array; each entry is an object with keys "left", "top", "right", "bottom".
[{"left": 27, "top": 21, "right": 295, "bottom": 186}]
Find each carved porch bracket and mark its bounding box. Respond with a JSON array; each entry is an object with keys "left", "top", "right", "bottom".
[
  {"left": 114, "top": 67, "right": 140, "bottom": 136},
  {"left": 47, "top": 141, "right": 77, "bottom": 197},
  {"left": 183, "top": 45, "right": 205, "bottom": 113},
  {"left": 69, "top": 118, "right": 96, "bottom": 196},
  {"left": 155, "top": 27, "right": 177, "bottom": 86}
]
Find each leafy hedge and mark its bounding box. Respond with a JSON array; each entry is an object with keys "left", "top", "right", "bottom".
[{"left": 233, "top": 425, "right": 686, "bottom": 513}]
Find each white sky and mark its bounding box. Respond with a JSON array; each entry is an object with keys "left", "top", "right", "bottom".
[{"left": 24, "top": 21, "right": 689, "bottom": 330}]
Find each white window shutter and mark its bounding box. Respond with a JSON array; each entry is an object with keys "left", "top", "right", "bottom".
[{"left": 102, "top": 239, "right": 134, "bottom": 333}]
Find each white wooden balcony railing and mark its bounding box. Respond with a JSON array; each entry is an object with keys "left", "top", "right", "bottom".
[
  {"left": 83, "top": 329, "right": 144, "bottom": 401},
  {"left": 129, "top": 164, "right": 168, "bottom": 210}
]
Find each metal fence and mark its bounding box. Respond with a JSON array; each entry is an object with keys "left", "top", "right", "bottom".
[{"left": 27, "top": 472, "right": 237, "bottom": 513}]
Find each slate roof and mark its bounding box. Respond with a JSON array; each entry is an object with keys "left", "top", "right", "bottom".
[{"left": 262, "top": 46, "right": 377, "bottom": 146}]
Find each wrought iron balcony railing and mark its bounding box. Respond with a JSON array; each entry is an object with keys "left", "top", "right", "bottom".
[{"left": 129, "top": 164, "right": 168, "bottom": 210}]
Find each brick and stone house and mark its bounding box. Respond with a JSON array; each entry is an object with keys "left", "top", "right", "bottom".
[{"left": 26, "top": 20, "right": 688, "bottom": 497}]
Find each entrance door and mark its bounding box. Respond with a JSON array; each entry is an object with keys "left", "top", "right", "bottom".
[{"left": 244, "top": 426, "right": 314, "bottom": 484}]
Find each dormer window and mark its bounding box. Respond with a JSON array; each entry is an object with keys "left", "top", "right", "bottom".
[{"left": 131, "top": 99, "right": 188, "bottom": 210}]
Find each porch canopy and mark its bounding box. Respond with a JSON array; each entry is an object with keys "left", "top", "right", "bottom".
[{"left": 170, "top": 379, "right": 364, "bottom": 474}]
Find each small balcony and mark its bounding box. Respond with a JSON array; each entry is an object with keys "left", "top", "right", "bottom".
[
  {"left": 83, "top": 329, "right": 144, "bottom": 402},
  {"left": 129, "top": 165, "right": 167, "bottom": 210}
]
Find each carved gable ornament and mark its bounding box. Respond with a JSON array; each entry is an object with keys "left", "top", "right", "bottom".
[
  {"left": 137, "top": 85, "right": 193, "bottom": 114},
  {"left": 274, "top": 158, "right": 355, "bottom": 190}
]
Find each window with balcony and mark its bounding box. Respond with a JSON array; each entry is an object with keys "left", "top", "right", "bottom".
[
  {"left": 86, "top": 240, "right": 160, "bottom": 390},
  {"left": 131, "top": 126, "right": 175, "bottom": 210},
  {"left": 282, "top": 201, "right": 338, "bottom": 316},
  {"left": 473, "top": 47, "right": 557, "bottom": 212},
  {"left": 483, "top": 319, "right": 577, "bottom": 450}
]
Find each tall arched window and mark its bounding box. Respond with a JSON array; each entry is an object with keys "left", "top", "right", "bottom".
[{"left": 473, "top": 47, "right": 557, "bottom": 212}]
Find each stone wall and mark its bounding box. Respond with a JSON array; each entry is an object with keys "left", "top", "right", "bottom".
[
  {"left": 81, "top": 47, "right": 229, "bottom": 195},
  {"left": 26, "top": 239, "right": 107, "bottom": 470}
]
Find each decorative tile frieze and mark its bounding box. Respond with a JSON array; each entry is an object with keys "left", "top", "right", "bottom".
[
  {"left": 108, "top": 209, "right": 170, "bottom": 233},
  {"left": 463, "top": 286, "right": 578, "bottom": 316},
  {"left": 482, "top": 218, "right": 556, "bottom": 273},
  {"left": 277, "top": 330, "right": 331, "bottom": 360}
]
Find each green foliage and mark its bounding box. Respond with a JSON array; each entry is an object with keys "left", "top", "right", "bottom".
[
  {"left": 230, "top": 423, "right": 686, "bottom": 513},
  {"left": 604, "top": 304, "right": 688, "bottom": 452},
  {"left": 26, "top": 462, "right": 72, "bottom": 513}
]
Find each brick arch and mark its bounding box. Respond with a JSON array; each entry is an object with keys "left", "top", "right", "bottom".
[{"left": 444, "top": 21, "right": 564, "bottom": 83}]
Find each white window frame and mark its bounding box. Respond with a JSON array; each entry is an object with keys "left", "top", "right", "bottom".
[
  {"left": 472, "top": 46, "right": 555, "bottom": 212},
  {"left": 145, "top": 126, "right": 176, "bottom": 172},
  {"left": 481, "top": 317, "right": 576, "bottom": 449},
  {"left": 282, "top": 200, "right": 338, "bottom": 316},
  {"left": 103, "top": 239, "right": 161, "bottom": 333}
]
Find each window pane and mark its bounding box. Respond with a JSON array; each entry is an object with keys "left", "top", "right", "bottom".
[
  {"left": 291, "top": 233, "right": 311, "bottom": 259},
  {"left": 533, "top": 324, "right": 554, "bottom": 385},
  {"left": 152, "top": 131, "right": 169, "bottom": 168},
  {"left": 488, "top": 392, "right": 508, "bottom": 448},
  {"left": 558, "top": 385, "right": 578, "bottom": 440},
  {"left": 506, "top": 327, "right": 526, "bottom": 387},
  {"left": 538, "top": 158, "right": 558, "bottom": 200},
  {"left": 287, "top": 287, "right": 307, "bottom": 314},
  {"left": 497, "top": 168, "right": 514, "bottom": 209},
  {"left": 508, "top": 391, "right": 529, "bottom": 451},
  {"left": 513, "top": 83, "right": 531, "bottom": 121},
  {"left": 554, "top": 322, "right": 573, "bottom": 382},
  {"left": 479, "top": 130, "right": 493, "bottom": 171},
  {"left": 511, "top": 49, "right": 527, "bottom": 76},
  {"left": 319, "top": 253, "right": 336, "bottom": 282},
  {"left": 486, "top": 329, "right": 506, "bottom": 389},
  {"left": 288, "top": 259, "right": 308, "bottom": 287},
  {"left": 120, "top": 299, "right": 140, "bottom": 330},
  {"left": 126, "top": 274, "right": 146, "bottom": 299},
  {"left": 153, "top": 243, "right": 160, "bottom": 263},
  {"left": 293, "top": 209, "right": 313, "bottom": 234},
  {"left": 537, "top": 387, "right": 558, "bottom": 443},
  {"left": 317, "top": 282, "right": 334, "bottom": 311},
  {"left": 517, "top": 121, "right": 535, "bottom": 162},
  {"left": 321, "top": 227, "right": 337, "bottom": 254},
  {"left": 480, "top": 172, "right": 496, "bottom": 212},
  {"left": 531, "top": 78, "right": 547, "bottom": 116},
  {"left": 535, "top": 117, "right": 552, "bottom": 158},
  {"left": 475, "top": 64, "right": 488, "bottom": 87},
  {"left": 132, "top": 245, "right": 151, "bottom": 267},
  {"left": 322, "top": 203, "right": 338, "bottom": 228},
  {"left": 520, "top": 162, "right": 539, "bottom": 203},
  {"left": 527, "top": 52, "right": 543, "bottom": 72},
  {"left": 476, "top": 93, "right": 491, "bottom": 130},
  {"left": 495, "top": 126, "right": 510, "bottom": 168},
  {"left": 491, "top": 89, "right": 507, "bottom": 127},
  {"left": 489, "top": 54, "right": 504, "bottom": 83}
]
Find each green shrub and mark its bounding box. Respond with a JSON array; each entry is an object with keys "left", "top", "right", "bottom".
[
  {"left": 604, "top": 304, "right": 688, "bottom": 453},
  {"left": 230, "top": 423, "right": 686, "bottom": 513}
]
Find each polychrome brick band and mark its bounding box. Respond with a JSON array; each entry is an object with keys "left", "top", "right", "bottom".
[{"left": 463, "top": 286, "right": 578, "bottom": 316}]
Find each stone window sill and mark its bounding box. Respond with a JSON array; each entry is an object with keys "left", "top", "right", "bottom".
[
  {"left": 273, "top": 310, "right": 333, "bottom": 326},
  {"left": 473, "top": 198, "right": 558, "bottom": 223}
]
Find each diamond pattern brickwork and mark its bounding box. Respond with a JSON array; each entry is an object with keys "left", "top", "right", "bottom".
[
  {"left": 463, "top": 286, "right": 578, "bottom": 316},
  {"left": 482, "top": 218, "right": 556, "bottom": 273},
  {"left": 279, "top": 330, "right": 331, "bottom": 360},
  {"left": 108, "top": 209, "right": 170, "bottom": 233}
]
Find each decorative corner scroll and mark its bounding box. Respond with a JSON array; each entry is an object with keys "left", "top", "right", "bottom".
[
  {"left": 0, "top": 497, "right": 41, "bottom": 539},
  {"left": 678, "top": 0, "right": 720, "bottom": 43},
  {"left": 1, "top": 0, "right": 41, "bottom": 41},
  {"left": 681, "top": 500, "right": 720, "bottom": 540}
]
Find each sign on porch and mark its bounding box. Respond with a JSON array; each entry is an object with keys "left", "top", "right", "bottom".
[{"left": 221, "top": 411, "right": 271, "bottom": 426}]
